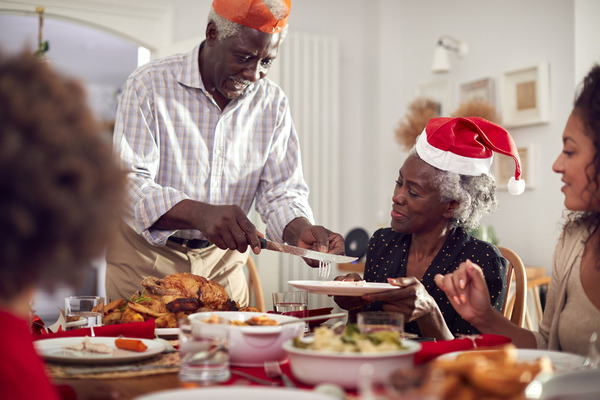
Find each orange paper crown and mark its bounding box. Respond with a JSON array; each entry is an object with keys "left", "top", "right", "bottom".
[{"left": 213, "top": 0, "right": 291, "bottom": 33}]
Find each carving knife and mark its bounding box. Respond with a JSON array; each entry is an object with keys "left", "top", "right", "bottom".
[{"left": 259, "top": 238, "right": 358, "bottom": 263}]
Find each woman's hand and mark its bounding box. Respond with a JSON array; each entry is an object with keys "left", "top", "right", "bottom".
[
  {"left": 365, "top": 277, "right": 454, "bottom": 340},
  {"left": 434, "top": 259, "right": 495, "bottom": 325},
  {"left": 332, "top": 273, "right": 370, "bottom": 311},
  {"left": 363, "top": 277, "right": 438, "bottom": 323}
]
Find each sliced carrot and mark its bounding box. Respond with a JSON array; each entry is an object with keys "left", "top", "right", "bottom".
[{"left": 114, "top": 338, "right": 148, "bottom": 352}]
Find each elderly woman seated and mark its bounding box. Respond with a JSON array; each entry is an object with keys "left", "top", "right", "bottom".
[{"left": 335, "top": 117, "right": 525, "bottom": 341}]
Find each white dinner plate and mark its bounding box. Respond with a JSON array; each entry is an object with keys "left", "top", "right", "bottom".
[
  {"left": 438, "top": 348, "right": 585, "bottom": 373},
  {"left": 155, "top": 328, "right": 179, "bottom": 338},
  {"left": 539, "top": 369, "right": 600, "bottom": 399},
  {"left": 288, "top": 280, "right": 399, "bottom": 296},
  {"left": 135, "top": 387, "right": 337, "bottom": 400},
  {"left": 35, "top": 337, "right": 165, "bottom": 364}
]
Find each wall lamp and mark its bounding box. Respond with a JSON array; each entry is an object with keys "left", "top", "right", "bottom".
[{"left": 431, "top": 35, "right": 468, "bottom": 73}]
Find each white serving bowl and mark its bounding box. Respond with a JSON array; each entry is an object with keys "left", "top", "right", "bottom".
[
  {"left": 188, "top": 311, "right": 304, "bottom": 367},
  {"left": 282, "top": 338, "right": 421, "bottom": 389}
]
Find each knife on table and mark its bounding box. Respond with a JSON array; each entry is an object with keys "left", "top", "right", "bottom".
[{"left": 259, "top": 238, "right": 357, "bottom": 263}]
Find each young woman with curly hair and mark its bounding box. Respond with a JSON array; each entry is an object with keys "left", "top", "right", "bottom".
[{"left": 436, "top": 64, "right": 600, "bottom": 355}]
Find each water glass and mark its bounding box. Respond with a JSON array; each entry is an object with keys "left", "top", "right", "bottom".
[
  {"left": 179, "top": 316, "right": 230, "bottom": 384},
  {"left": 272, "top": 290, "right": 309, "bottom": 332},
  {"left": 64, "top": 295, "right": 104, "bottom": 330},
  {"left": 272, "top": 291, "right": 308, "bottom": 318},
  {"left": 357, "top": 311, "right": 404, "bottom": 335}
]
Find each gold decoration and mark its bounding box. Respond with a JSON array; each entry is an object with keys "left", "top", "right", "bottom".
[
  {"left": 394, "top": 97, "right": 439, "bottom": 151},
  {"left": 451, "top": 98, "right": 499, "bottom": 123},
  {"left": 395, "top": 96, "right": 500, "bottom": 151},
  {"left": 34, "top": 6, "right": 49, "bottom": 57}
]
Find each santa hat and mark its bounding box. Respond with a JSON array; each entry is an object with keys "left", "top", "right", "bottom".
[
  {"left": 212, "top": 0, "right": 291, "bottom": 34},
  {"left": 415, "top": 117, "right": 525, "bottom": 195}
]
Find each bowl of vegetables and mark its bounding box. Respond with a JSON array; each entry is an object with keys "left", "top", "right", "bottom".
[{"left": 282, "top": 324, "right": 421, "bottom": 389}]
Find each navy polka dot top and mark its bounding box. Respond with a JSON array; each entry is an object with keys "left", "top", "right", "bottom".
[{"left": 363, "top": 226, "right": 507, "bottom": 337}]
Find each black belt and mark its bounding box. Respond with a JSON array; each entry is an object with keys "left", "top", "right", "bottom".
[{"left": 168, "top": 237, "right": 212, "bottom": 249}]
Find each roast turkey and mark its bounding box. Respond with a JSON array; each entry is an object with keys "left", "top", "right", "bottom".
[{"left": 141, "top": 272, "right": 238, "bottom": 313}]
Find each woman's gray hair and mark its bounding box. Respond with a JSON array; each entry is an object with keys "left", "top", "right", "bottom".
[
  {"left": 208, "top": 0, "right": 290, "bottom": 41},
  {"left": 411, "top": 149, "right": 498, "bottom": 231}
]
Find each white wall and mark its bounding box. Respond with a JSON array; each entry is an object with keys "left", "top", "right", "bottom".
[{"left": 575, "top": 0, "right": 600, "bottom": 84}]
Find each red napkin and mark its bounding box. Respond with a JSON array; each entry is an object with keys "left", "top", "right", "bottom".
[
  {"left": 414, "top": 334, "right": 512, "bottom": 365},
  {"left": 32, "top": 319, "right": 156, "bottom": 341}
]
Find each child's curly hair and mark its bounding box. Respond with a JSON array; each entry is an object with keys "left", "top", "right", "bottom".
[{"left": 0, "top": 51, "right": 127, "bottom": 301}]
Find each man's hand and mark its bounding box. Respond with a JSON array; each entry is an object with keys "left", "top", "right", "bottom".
[
  {"left": 151, "top": 200, "right": 261, "bottom": 253},
  {"left": 282, "top": 218, "right": 345, "bottom": 268},
  {"left": 296, "top": 226, "right": 345, "bottom": 267},
  {"left": 195, "top": 204, "right": 261, "bottom": 252}
]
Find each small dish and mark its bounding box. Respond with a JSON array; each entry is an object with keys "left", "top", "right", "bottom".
[{"left": 34, "top": 337, "right": 164, "bottom": 364}]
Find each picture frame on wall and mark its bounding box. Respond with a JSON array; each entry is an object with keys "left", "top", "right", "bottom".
[
  {"left": 416, "top": 80, "right": 452, "bottom": 117},
  {"left": 494, "top": 144, "right": 534, "bottom": 191},
  {"left": 500, "top": 62, "right": 550, "bottom": 128},
  {"left": 460, "top": 77, "right": 495, "bottom": 106}
]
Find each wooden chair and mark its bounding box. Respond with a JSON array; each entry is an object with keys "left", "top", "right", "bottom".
[
  {"left": 498, "top": 246, "right": 527, "bottom": 327},
  {"left": 245, "top": 256, "right": 266, "bottom": 312},
  {"left": 508, "top": 276, "right": 550, "bottom": 330}
]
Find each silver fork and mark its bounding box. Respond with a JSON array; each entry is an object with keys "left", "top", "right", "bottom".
[
  {"left": 264, "top": 360, "right": 296, "bottom": 388},
  {"left": 231, "top": 370, "right": 279, "bottom": 386},
  {"left": 318, "top": 260, "right": 331, "bottom": 279}
]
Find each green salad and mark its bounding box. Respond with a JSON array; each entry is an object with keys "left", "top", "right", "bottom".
[{"left": 293, "top": 324, "right": 406, "bottom": 353}]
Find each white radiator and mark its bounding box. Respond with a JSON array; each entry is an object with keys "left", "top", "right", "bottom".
[{"left": 271, "top": 32, "right": 342, "bottom": 309}]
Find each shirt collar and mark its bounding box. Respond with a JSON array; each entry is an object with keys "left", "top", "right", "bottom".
[{"left": 177, "top": 42, "right": 204, "bottom": 91}]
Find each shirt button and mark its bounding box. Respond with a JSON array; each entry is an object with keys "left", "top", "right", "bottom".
[{"left": 215, "top": 149, "right": 221, "bottom": 154}]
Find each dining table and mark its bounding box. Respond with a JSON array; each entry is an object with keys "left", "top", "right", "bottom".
[
  {"left": 40, "top": 326, "right": 515, "bottom": 400},
  {"left": 52, "top": 361, "right": 329, "bottom": 400},
  {"left": 36, "top": 320, "right": 356, "bottom": 400},
  {"left": 38, "top": 316, "right": 588, "bottom": 400}
]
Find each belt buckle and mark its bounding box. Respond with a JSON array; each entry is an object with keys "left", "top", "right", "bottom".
[{"left": 168, "top": 236, "right": 210, "bottom": 249}]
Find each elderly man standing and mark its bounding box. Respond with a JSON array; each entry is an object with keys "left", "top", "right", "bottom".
[{"left": 106, "top": 0, "right": 345, "bottom": 304}]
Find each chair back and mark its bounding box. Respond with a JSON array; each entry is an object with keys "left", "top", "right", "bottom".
[
  {"left": 498, "top": 246, "right": 527, "bottom": 327},
  {"left": 516, "top": 276, "right": 550, "bottom": 330},
  {"left": 245, "top": 256, "right": 266, "bottom": 312}
]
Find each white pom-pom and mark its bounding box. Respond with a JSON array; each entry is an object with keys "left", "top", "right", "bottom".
[{"left": 508, "top": 177, "right": 525, "bottom": 195}]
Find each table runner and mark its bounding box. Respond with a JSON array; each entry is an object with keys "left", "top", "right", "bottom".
[{"left": 33, "top": 320, "right": 156, "bottom": 340}]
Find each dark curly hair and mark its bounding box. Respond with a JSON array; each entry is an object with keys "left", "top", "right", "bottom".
[
  {"left": 565, "top": 64, "right": 600, "bottom": 234},
  {"left": 0, "top": 51, "right": 126, "bottom": 302}
]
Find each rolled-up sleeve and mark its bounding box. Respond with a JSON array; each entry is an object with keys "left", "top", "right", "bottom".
[
  {"left": 254, "top": 96, "right": 314, "bottom": 242},
  {"left": 113, "top": 76, "right": 188, "bottom": 245}
]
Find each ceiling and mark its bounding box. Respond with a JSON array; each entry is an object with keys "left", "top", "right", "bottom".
[{"left": 0, "top": 13, "right": 139, "bottom": 87}]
